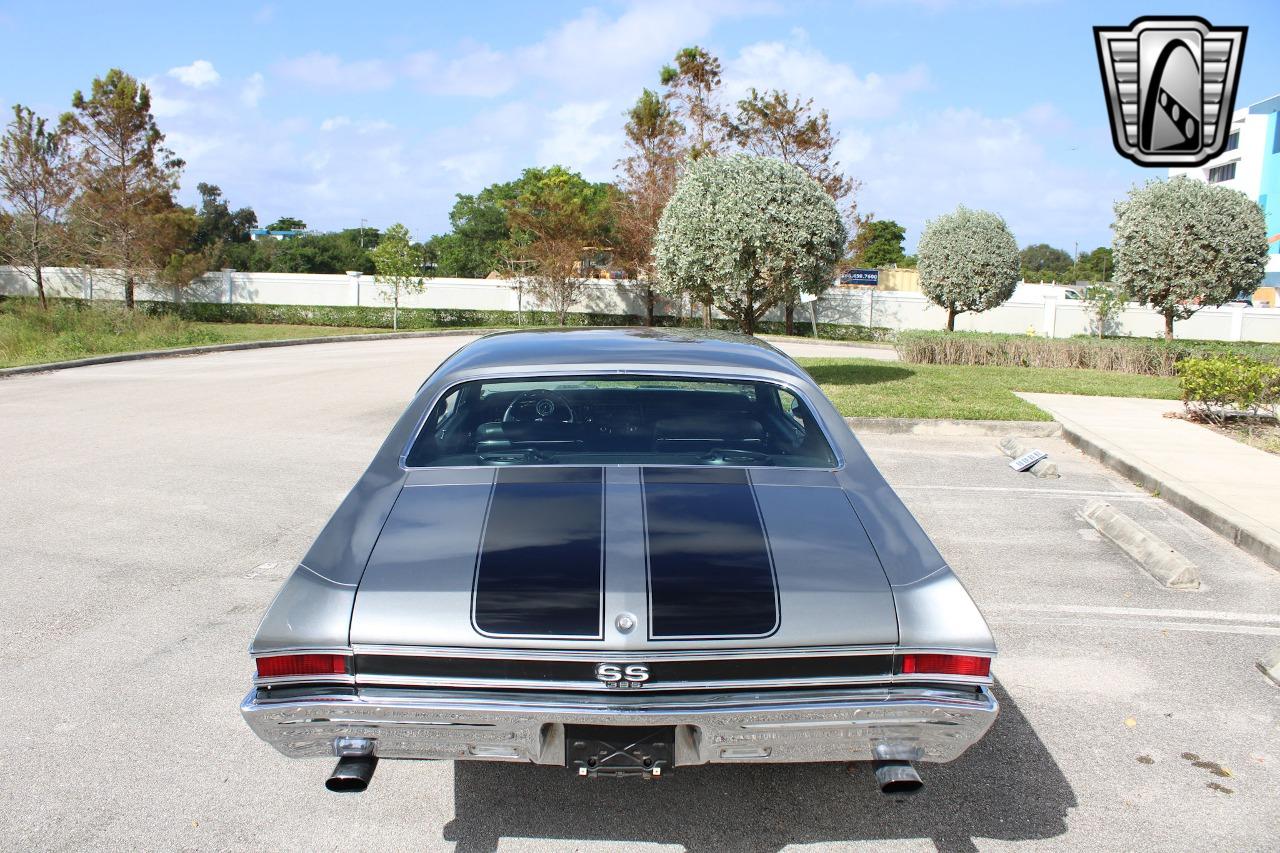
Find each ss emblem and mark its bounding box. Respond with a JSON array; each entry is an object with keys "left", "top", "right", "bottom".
[{"left": 594, "top": 663, "right": 650, "bottom": 687}]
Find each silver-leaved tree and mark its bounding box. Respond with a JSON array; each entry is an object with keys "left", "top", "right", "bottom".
[
  {"left": 1113, "top": 177, "right": 1268, "bottom": 340},
  {"left": 916, "top": 205, "right": 1019, "bottom": 332},
  {"left": 654, "top": 154, "right": 846, "bottom": 335}
]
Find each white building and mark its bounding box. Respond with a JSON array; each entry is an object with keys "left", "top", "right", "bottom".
[{"left": 1169, "top": 92, "right": 1280, "bottom": 286}]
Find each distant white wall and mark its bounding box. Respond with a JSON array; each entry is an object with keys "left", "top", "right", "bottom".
[{"left": 3, "top": 266, "right": 1278, "bottom": 343}]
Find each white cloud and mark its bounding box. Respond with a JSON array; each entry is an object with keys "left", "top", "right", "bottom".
[
  {"left": 320, "top": 116, "right": 351, "bottom": 132},
  {"left": 274, "top": 52, "right": 395, "bottom": 92},
  {"left": 254, "top": 5, "right": 276, "bottom": 24},
  {"left": 168, "top": 59, "right": 221, "bottom": 89},
  {"left": 724, "top": 35, "right": 928, "bottom": 121},
  {"left": 854, "top": 107, "right": 1132, "bottom": 250},
  {"left": 536, "top": 101, "right": 618, "bottom": 177},
  {"left": 405, "top": 46, "right": 519, "bottom": 97},
  {"left": 240, "top": 72, "right": 265, "bottom": 108}
]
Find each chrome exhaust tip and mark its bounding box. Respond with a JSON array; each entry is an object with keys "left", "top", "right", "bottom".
[
  {"left": 326, "top": 754, "right": 378, "bottom": 793},
  {"left": 872, "top": 759, "right": 923, "bottom": 795}
]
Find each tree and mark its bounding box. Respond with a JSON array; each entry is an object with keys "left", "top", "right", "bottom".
[
  {"left": 265, "top": 216, "right": 306, "bottom": 231},
  {"left": 614, "top": 88, "right": 683, "bottom": 325},
  {"left": 660, "top": 46, "right": 725, "bottom": 160},
  {"left": 59, "top": 69, "right": 185, "bottom": 308},
  {"left": 0, "top": 105, "right": 76, "bottom": 309},
  {"left": 370, "top": 223, "right": 425, "bottom": 330},
  {"left": 726, "top": 87, "right": 862, "bottom": 332},
  {"left": 1019, "top": 243, "right": 1073, "bottom": 282},
  {"left": 849, "top": 219, "right": 907, "bottom": 269},
  {"left": 654, "top": 154, "right": 846, "bottom": 335},
  {"left": 427, "top": 180, "right": 527, "bottom": 278},
  {"left": 194, "top": 183, "right": 257, "bottom": 257},
  {"left": 505, "top": 166, "right": 613, "bottom": 325},
  {"left": 1084, "top": 282, "right": 1126, "bottom": 338},
  {"left": 917, "top": 205, "right": 1019, "bottom": 331},
  {"left": 1076, "top": 246, "right": 1114, "bottom": 282},
  {"left": 1113, "top": 177, "right": 1268, "bottom": 340}
]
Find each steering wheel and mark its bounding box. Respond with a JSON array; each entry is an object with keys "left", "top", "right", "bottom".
[{"left": 502, "top": 390, "right": 576, "bottom": 423}]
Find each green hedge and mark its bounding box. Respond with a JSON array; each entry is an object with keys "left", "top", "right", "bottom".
[
  {"left": 133, "top": 300, "right": 888, "bottom": 341},
  {"left": 895, "top": 330, "right": 1280, "bottom": 376}
]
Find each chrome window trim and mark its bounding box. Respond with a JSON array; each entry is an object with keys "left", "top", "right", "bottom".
[
  {"left": 348, "top": 643, "right": 994, "bottom": 661},
  {"left": 350, "top": 643, "right": 899, "bottom": 661},
  {"left": 396, "top": 368, "right": 847, "bottom": 472}
]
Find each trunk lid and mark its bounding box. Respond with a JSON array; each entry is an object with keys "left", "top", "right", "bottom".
[{"left": 350, "top": 466, "right": 898, "bottom": 650}]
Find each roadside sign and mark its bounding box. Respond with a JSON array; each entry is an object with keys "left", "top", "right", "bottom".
[
  {"left": 798, "top": 292, "right": 818, "bottom": 304},
  {"left": 839, "top": 268, "right": 879, "bottom": 286}
]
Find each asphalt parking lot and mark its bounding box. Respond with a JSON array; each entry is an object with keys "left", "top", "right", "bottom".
[{"left": 2, "top": 335, "right": 1278, "bottom": 852}]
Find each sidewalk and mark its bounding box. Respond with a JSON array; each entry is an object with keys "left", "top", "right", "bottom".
[{"left": 1018, "top": 393, "right": 1280, "bottom": 570}]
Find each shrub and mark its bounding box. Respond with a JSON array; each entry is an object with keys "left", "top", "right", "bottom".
[
  {"left": 129, "top": 299, "right": 889, "bottom": 340},
  {"left": 1177, "top": 355, "right": 1280, "bottom": 423},
  {"left": 895, "top": 330, "right": 1280, "bottom": 376}
]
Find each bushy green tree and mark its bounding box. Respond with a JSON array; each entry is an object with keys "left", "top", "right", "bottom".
[
  {"left": 1076, "top": 246, "right": 1113, "bottom": 282},
  {"left": 917, "top": 205, "right": 1019, "bottom": 331},
  {"left": 370, "top": 222, "right": 425, "bottom": 329},
  {"left": 504, "top": 166, "right": 614, "bottom": 324},
  {"left": 849, "top": 219, "right": 906, "bottom": 268},
  {"left": 1019, "top": 243, "right": 1072, "bottom": 282},
  {"left": 654, "top": 154, "right": 846, "bottom": 335},
  {"left": 1113, "top": 177, "right": 1268, "bottom": 339}
]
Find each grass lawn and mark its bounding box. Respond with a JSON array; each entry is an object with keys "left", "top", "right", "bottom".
[
  {"left": 797, "top": 357, "right": 1181, "bottom": 420},
  {"left": 0, "top": 299, "right": 421, "bottom": 369}
]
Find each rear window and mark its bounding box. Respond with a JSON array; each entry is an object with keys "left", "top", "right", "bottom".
[{"left": 405, "top": 375, "right": 837, "bottom": 469}]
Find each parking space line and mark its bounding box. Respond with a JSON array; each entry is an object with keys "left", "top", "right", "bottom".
[
  {"left": 894, "top": 485, "right": 1156, "bottom": 500},
  {"left": 999, "top": 603, "right": 1280, "bottom": 624},
  {"left": 990, "top": 616, "right": 1280, "bottom": 637}
]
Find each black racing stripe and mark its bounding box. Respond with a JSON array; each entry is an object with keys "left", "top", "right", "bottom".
[
  {"left": 642, "top": 467, "right": 779, "bottom": 638},
  {"left": 473, "top": 467, "right": 604, "bottom": 637}
]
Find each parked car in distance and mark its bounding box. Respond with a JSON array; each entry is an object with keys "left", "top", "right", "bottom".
[{"left": 241, "top": 328, "right": 998, "bottom": 794}]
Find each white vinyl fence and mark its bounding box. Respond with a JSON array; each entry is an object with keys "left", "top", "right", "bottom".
[{"left": 3, "top": 265, "right": 1278, "bottom": 342}]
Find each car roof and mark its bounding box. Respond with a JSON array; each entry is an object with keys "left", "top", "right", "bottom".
[{"left": 433, "top": 327, "right": 811, "bottom": 381}]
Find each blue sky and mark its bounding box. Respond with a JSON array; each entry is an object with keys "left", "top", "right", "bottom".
[{"left": 1, "top": 1, "right": 1277, "bottom": 252}]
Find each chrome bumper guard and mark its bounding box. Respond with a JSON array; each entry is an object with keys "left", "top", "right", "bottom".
[{"left": 241, "top": 685, "right": 998, "bottom": 766}]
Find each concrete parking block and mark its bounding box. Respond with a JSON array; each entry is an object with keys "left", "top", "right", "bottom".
[
  {"left": 1259, "top": 647, "right": 1280, "bottom": 687},
  {"left": 1082, "top": 500, "right": 1200, "bottom": 589}
]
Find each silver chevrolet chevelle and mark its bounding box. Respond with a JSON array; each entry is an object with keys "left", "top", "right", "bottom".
[{"left": 241, "top": 328, "right": 997, "bottom": 793}]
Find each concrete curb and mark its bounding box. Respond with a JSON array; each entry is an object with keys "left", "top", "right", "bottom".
[
  {"left": 1052, "top": 412, "right": 1280, "bottom": 571},
  {"left": 1258, "top": 647, "right": 1280, "bottom": 687},
  {"left": 846, "top": 417, "right": 1061, "bottom": 437},
  {"left": 0, "top": 328, "right": 495, "bottom": 378},
  {"left": 1082, "top": 500, "right": 1201, "bottom": 589}
]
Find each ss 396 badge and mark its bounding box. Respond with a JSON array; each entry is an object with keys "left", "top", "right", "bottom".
[{"left": 1094, "top": 16, "right": 1246, "bottom": 167}]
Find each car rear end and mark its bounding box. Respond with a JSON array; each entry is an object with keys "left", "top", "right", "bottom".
[{"left": 241, "top": 342, "right": 998, "bottom": 791}]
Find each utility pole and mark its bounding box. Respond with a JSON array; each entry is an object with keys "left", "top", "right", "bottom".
[{"left": 1073, "top": 241, "right": 1079, "bottom": 284}]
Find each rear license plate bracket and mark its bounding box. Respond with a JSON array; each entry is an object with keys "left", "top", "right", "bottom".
[{"left": 565, "top": 724, "right": 675, "bottom": 779}]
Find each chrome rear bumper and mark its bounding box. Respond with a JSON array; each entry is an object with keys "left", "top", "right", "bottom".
[{"left": 241, "top": 685, "right": 998, "bottom": 766}]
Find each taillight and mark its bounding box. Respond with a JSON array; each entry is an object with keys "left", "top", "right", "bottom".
[
  {"left": 255, "top": 653, "right": 349, "bottom": 678},
  {"left": 899, "top": 653, "right": 991, "bottom": 677}
]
